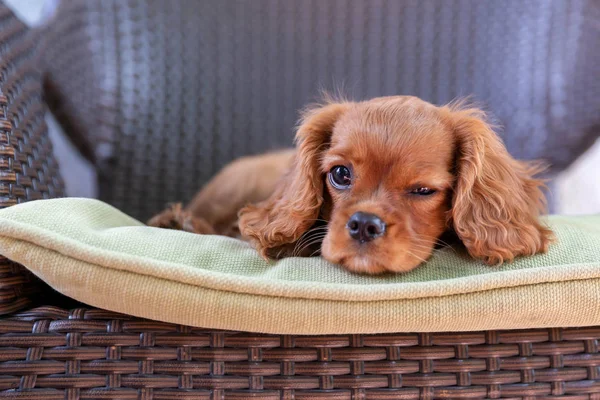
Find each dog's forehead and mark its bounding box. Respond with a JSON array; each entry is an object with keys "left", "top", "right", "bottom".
[
  {"left": 330, "top": 99, "right": 453, "bottom": 166},
  {"left": 336, "top": 98, "right": 444, "bottom": 133}
]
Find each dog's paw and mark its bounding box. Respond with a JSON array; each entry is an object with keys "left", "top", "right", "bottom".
[{"left": 147, "top": 203, "right": 215, "bottom": 234}]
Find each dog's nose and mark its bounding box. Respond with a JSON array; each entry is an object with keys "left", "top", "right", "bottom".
[{"left": 347, "top": 212, "right": 386, "bottom": 243}]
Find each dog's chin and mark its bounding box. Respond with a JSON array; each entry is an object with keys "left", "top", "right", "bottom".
[
  {"left": 336, "top": 255, "right": 423, "bottom": 275},
  {"left": 335, "top": 255, "right": 389, "bottom": 275},
  {"left": 321, "top": 241, "right": 425, "bottom": 275}
]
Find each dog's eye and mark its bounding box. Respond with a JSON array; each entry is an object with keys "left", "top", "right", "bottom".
[
  {"left": 329, "top": 165, "right": 352, "bottom": 189},
  {"left": 411, "top": 187, "right": 436, "bottom": 196}
]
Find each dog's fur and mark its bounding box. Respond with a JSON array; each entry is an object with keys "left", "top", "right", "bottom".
[{"left": 149, "top": 96, "right": 553, "bottom": 274}]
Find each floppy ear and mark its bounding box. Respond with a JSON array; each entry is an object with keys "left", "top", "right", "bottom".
[
  {"left": 447, "top": 106, "right": 554, "bottom": 264},
  {"left": 239, "top": 102, "right": 351, "bottom": 258}
]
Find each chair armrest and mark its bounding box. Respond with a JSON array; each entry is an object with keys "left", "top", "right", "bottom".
[{"left": 0, "top": 4, "right": 65, "bottom": 314}]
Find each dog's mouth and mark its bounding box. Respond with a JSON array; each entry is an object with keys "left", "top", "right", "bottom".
[
  {"left": 320, "top": 248, "right": 397, "bottom": 274},
  {"left": 337, "top": 255, "right": 389, "bottom": 274},
  {"left": 321, "top": 240, "right": 431, "bottom": 274}
]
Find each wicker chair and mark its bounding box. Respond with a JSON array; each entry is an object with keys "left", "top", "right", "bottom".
[{"left": 1, "top": 0, "right": 599, "bottom": 398}]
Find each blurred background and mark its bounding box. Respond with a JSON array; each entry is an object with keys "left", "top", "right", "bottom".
[{"left": 6, "top": 0, "right": 599, "bottom": 219}]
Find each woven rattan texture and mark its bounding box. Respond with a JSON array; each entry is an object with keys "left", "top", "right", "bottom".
[
  {"left": 42, "top": 0, "right": 600, "bottom": 221},
  {"left": 0, "top": 307, "right": 598, "bottom": 399},
  {"left": 0, "top": 5, "right": 65, "bottom": 315}
]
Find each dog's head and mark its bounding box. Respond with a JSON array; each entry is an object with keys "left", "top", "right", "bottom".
[{"left": 239, "top": 96, "right": 553, "bottom": 274}]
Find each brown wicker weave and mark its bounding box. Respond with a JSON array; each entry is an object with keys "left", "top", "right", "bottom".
[
  {"left": 0, "top": 5, "right": 64, "bottom": 315},
  {"left": 0, "top": 305, "right": 599, "bottom": 399}
]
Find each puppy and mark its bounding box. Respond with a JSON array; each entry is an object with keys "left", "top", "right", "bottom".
[{"left": 149, "top": 96, "right": 553, "bottom": 274}]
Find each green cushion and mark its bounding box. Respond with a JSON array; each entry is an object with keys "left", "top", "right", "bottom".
[{"left": 0, "top": 198, "right": 598, "bottom": 334}]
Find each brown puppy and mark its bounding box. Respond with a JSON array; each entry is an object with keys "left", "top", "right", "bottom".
[{"left": 149, "top": 96, "right": 553, "bottom": 274}]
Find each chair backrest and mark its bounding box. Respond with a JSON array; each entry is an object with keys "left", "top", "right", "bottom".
[{"left": 43, "top": 0, "right": 600, "bottom": 220}]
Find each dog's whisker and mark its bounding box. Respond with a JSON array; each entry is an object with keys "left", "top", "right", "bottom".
[
  {"left": 410, "top": 240, "right": 453, "bottom": 251},
  {"left": 293, "top": 230, "right": 328, "bottom": 257},
  {"left": 293, "top": 228, "right": 328, "bottom": 256},
  {"left": 294, "top": 225, "right": 329, "bottom": 243},
  {"left": 412, "top": 235, "right": 458, "bottom": 254},
  {"left": 294, "top": 236, "right": 326, "bottom": 257},
  {"left": 406, "top": 245, "right": 449, "bottom": 258},
  {"left": 431, "top": 239, "right": 455, "bottom": 249},
  {"left": 308, "top": 247, "right": 322, "bottom": 257},
  {"left": 405, "top": 250, "right": 429, "bottom": 265},
  {"left": 299, "top": 234, "right": 327, "bottom": 246},
  {"left": 275, "top": 247, "right": 285, "bottom": 259},
  {"left": 429, "top": 241, "right": 458, "bottom": 254},
  {"left": 414, "top": 234, "right": 455, "bottom": 248},
  {"left": 293, "top": 230, "right": 318, "bottom": 255}
]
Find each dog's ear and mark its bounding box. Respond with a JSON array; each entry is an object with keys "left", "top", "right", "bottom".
[
  {"left": 447, "top": 105, "right": 553, "bottom": 264},
  {"left": 239, "top": 102, "right": 351, "bottom": 258}
]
